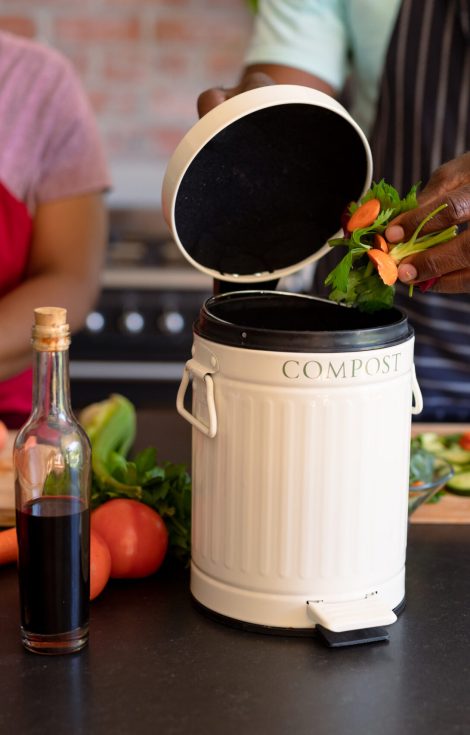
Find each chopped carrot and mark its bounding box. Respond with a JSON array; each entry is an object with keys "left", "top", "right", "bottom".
[
  {"left": 90, "top": 529, "right": 111, "bottom": 601},
  {"left": 373, "top": 233, "right": 389, "bottom": 253},
  {"left": 367, "top": 248, "right": 398, "bottom": 286},
  {"left": 0, "top": 527, "right": 17, "bottom": 565},
  {"left": 411, "top": 480, "right": 425, "bottom": 487},
  {"left": 347, "top": 198, "right": 381, "bottom": 231}
]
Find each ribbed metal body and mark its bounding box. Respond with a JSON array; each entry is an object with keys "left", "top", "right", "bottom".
[{"left": 186, "top": 334, "right": 415, "bottom": 629}]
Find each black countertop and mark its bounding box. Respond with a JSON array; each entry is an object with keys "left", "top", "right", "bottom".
[{"left": 1, "top": 410, "right": 470, "bottom": 734}]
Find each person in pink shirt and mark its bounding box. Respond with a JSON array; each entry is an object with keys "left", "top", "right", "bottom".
[{"left": 0, "top": 31, "right": 110, "bottom": 428}]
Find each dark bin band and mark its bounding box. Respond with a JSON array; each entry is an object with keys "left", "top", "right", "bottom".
[{"left": 194, "top": 291, "right": 413, "bottom": 353}]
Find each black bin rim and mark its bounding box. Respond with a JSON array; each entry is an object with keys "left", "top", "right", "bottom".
[{"left": 194, "top": 291, "right": 413, "bottom": 353}]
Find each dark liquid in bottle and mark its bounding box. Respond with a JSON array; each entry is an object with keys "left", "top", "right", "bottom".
[{"left": 16, "top": 496, "right": 90, "bottom": 635}]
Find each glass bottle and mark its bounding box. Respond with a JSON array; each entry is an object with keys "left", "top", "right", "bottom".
[{"left": 13, "top": 307, "right": 91, "bottom": 655}]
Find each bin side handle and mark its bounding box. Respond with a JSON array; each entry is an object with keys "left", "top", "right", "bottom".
[
  {"left": 411, "top": 364, "right": 423, "bottom": 415},
  {"left": 176, "top": 363, "right": 218, "bottom": 438}
]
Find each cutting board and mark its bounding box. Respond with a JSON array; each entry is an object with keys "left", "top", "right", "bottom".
[
  {"left": 0, "top": 431, "right": 15, "bottom": 527},
  {"left": 409, "top": 423, "right": 470, "bottom": 524},
  {"left": 410, "top": 493, "right": 470, "bottom": 524}
]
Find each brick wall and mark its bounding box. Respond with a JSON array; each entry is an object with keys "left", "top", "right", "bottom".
[{"left": 0, "top": 0, "right": 253, "bottom": 207}]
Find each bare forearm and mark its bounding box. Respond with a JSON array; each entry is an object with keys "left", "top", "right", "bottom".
[
  {"left": 242, "top": 63, "right": 336, "bottom": 96},
  {"left": 0, "top": 270, "right": 101, "bottom": 380},
  {"left": 198, "top": 64, "right": 336, "bottom": 117},
  {"left": 0, "top": 193, "right": 107, "bottom": 381}
]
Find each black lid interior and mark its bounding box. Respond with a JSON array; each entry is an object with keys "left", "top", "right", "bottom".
[
  {"left": 174, "top": 102, "right": 368, "bottom": 278},
  {"left": 196, "top": 292, "right": 412, "bottom": 352}
]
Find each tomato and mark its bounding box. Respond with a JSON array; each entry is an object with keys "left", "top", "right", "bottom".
[
  {"left": 91, "top": 499, "right": 168, "bottom": 578},
  {"left": 459, "top": 431, "right": 470, "bottom": 451},
  {"left": 90, "top": 529, "right": 112, "bottom": 600}
]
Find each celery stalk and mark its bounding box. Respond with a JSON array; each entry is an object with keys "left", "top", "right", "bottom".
[
  {"left": 389, "top": 204, "right": 457, "bottom": 262},
  {"left": 80, "top": 393, "right": 141, "bottom": 495}
]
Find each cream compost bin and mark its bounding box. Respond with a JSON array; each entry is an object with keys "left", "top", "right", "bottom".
[{"left": 162, "top": 86, "right": 423, "bottom": 639}]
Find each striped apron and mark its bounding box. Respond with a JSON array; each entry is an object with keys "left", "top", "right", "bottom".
[
  {"left": 371, "top": 0, "right": 470, "bottom": 422},
  {"left": 315, "top": 0, "right": 470, "bottom": 421}
]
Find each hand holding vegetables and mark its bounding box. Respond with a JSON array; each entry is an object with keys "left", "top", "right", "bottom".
[
  {"left": 385, "top": 153, "right": 470, "bottom": 292},
  {"left": 325, "top": 179, "right": 458, "bottom": 310}
]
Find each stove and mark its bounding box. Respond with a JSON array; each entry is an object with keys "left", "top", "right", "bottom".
[
  {"left": 70, "top": 209, "right": 313, "bottom": 408},
  {"left": 70, "top": 209, "right": 212, "bottom": 407}
]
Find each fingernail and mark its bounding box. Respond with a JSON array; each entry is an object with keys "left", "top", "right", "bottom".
[
  {"left": 386, "top": 225, "right": 405, "bottom": 243},
  {"left": 398, "top": 264, "right": 418, "bottom": 283}
]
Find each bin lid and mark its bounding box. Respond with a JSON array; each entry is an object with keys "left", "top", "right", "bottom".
[{"left": 162, "top": 84, "right": 372, "bottom": 284}]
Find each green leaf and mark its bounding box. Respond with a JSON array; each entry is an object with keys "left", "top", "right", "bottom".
[
  {"left": 142, "top": 465, "right": 166, "bottom": 485},
  {"left": 107, "top": 451, "right": 128, "bottom": 478},
  {"left": 399, "top": 183, "right": 420, "bottom": 212},
  {"left": 360, "top": 179, "right": 401, "bottom": 210},
  {"left": 324, "top": 251, "right": 353, "bottom": 292},
  {"left": 102, "top": 450, "right": 140, "bottom": 489},
  {"left": 358, "top": 180, "right": 419, "bottom": 217},
  {"left": 356, "top": 281, "right": 395, "bottom": 312},
  {"left": 327, "top": 264, "right": 395, "bottom": 312},
  {"left": 134, "top": 447, "right": 158, "bottom": 477},
  {"left": 328, "top": 237, "right": 350, "bottom": 247},
  {"left": 141, "top": 483, "right": 170, "bottom": 503}
]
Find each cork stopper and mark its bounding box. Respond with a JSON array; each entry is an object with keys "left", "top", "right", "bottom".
[{"left": 32, "top": 307, "right": 71, "bottom": 351}]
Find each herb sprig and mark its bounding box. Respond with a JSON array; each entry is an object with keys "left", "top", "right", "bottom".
[{"left": 325, "top": 180, "right": 457, "bottom": 312}]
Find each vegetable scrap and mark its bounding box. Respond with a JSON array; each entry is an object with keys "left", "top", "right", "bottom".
[
  {"left": 366, "top": 248, "right": 398, "bottom": 286},
  {"left": 324, "top": 179, "right": 458, "bottom": 312},
  {"left": 347, "top": 197, "right": 381, "bottom": 231},
  {"left": 373, "top": 234, "right": 389, "bottom": 253}
]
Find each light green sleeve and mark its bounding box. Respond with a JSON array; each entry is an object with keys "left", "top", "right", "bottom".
[{"left": 244, "top": 0, "right": 349, "bottom": 91}]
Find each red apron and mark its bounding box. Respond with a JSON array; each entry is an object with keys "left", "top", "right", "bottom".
[{"left": 0, "top": 181, "right": 33, "bottom": 426}]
